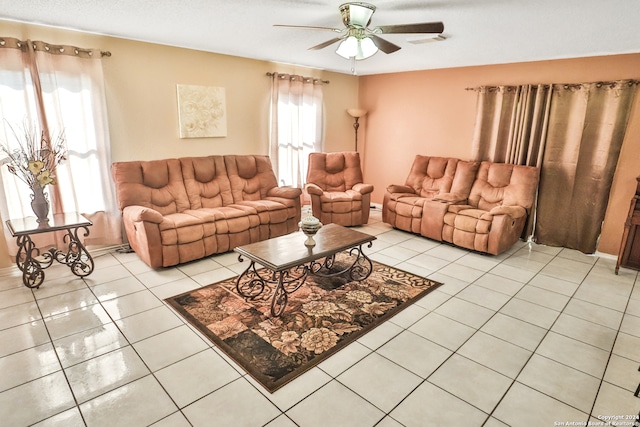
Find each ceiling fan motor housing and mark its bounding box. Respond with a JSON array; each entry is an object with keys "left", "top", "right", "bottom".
[{"left": 340, "top": 2, "right": 376, "bottom": 28}]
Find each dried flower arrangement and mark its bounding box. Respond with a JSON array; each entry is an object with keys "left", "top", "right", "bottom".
[{"left": 0, "top": 121, "right": 66, "bottom": 190}]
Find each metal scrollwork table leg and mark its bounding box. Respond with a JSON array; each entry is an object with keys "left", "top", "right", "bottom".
[{"left": 15, "top": 225, "right": 94, "bottom": 289}]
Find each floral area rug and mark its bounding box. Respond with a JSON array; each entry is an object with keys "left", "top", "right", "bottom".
[{"left": 165, "top": 253, "right": 443, "bottom": 393}]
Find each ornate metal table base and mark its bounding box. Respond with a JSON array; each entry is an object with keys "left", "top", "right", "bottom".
[
  {"left": 15, "top": 226, "right": 94, "bottom": 289},
  {"left": 236, "top": 245, "right": 373, "bottom": 317},
  {"left": 7, "top": 213, "right": 95, "bottom": 289}
]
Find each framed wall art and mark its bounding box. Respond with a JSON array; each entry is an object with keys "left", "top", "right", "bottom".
[{"left": 176, "top": 84, "right": 227, "bottom": 138}]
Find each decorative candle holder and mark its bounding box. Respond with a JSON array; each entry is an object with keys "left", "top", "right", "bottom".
[{"left": 299, "top": 215, "right": 322, "bottom": 247}]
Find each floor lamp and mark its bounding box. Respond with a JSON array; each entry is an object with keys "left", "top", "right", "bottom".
[
  {"left": 347, "top": 108, "right": 375, "bottom": 209},
  {"left": 347, "top": 108, "right": 367, "bottom": 151}
]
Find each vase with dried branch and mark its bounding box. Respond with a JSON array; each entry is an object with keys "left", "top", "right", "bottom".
[{"left": 0, "top": 122, "right": 66, "bottom": 224}]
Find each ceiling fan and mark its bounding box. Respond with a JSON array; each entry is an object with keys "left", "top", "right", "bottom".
[{"left": 275, "top": 2, "right": 444, "bottom": 60}]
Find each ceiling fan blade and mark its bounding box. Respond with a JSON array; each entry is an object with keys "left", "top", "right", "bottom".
[
  {"left": 308, "top": 37, "right": 343, "bottom": 51},
  {"left": 370, "top": 35, "right": 401, "bottom": 54},
  {"left": 375, "top": 22, "right": 444, "bottom": 34},
  {"left": 273, "top": 24, "right": 342, "bottom": 33}
]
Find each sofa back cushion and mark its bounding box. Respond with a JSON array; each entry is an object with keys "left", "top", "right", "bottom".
[
  {"left": 111, "top": 158, "right": 190, "bottom": 215},
  {"left": 403, "top": 156, "right": 459, "bottom": 198},
  {"left": 468, "top": 162, "right": 540, "bottom": 211},
  {"left": 450, "top": 160, "right": 481, "bottom": 197},
  {"left": 307, "top": 152, "right": 363, "bottom": 192},
  {"left": 181, "top": 156, "right": 233, "bottom": 209},
  {"left": 225, "top": 155, "right": 279, "bottom": 202}
]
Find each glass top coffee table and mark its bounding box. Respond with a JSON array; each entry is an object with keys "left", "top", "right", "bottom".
[{"left": 234, "top": 223, "right": 376, "bottom": 317}]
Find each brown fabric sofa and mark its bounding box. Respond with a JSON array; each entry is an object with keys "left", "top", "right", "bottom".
[
  {"left": 305, "top": 152, "right": 374, "bottom": 226},
  {"left": 111, "top": 155, "right": 302, "bottom": 268},
  {"left": 383, "top": 155, "right": 539, "bottom": 255}
]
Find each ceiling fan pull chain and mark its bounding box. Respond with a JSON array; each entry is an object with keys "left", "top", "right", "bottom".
[{"left": 351, "top": 56, "right": 357, "bottom": 75}]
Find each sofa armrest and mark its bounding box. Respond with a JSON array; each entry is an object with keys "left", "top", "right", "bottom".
[
  {"left": 352, "top": 183, "right": 374, "bottom": 195},
  {"left": 122, "top": 205, "right": 164, "bottom": 224},
  {"left": 489, "top": 205, "right": 527, "bottom": 219},
  {"left": 267, "top": 186, "right": 302, "bottom": 199},
  {"left": 121, "top": 205, "right": 164, "bottom": 269},
  {"left": 386, "top": 184, "right": 415, "bottom": 194},
  {"left": 305, "top": 183, "right": 324, "bottom": 196},
  {"left": 432, "top": 193, "right": 468, "bottom": 204}
]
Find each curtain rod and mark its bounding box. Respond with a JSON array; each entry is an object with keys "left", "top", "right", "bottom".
[
  {"left": 465, "top": 79, "right": 640, "bottom": 91},
  {"left": 0, "top": 37, "right": 111, "bottom": 58},
  {"left": 266, "top": 72, "right": 329, "bottom": 84}
]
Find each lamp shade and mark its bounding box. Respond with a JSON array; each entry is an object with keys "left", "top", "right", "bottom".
[
  {"left": 336, "top": 36, "right": 358, "bottom": 59},
  {"left": 336, "top": 36, "right": 379, "bottom": 60},
  {"left": 358, "top": 37, "right": 378, "bottom": 59},
  {"left": 347, "top": 108, "right": 367, "bottom": 118}
]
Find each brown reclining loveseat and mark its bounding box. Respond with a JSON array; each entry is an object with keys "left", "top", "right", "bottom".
[
  {"left": 383, "top": 155, "right": 539, "bottom": 255},
  {"left": 111, "top": 155, "right": 302, "bottom": 268}
]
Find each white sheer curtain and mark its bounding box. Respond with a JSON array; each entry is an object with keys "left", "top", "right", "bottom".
[
  {"left": 269, "top": 73, "right": 324, "bottom": 188},
  {"left": 0, "top": 38, "right": 121, "bottom": 252}
]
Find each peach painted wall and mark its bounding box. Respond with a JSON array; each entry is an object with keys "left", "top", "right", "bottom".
[
  {"left": 359, "top": 54, "right": 640, "bottom": 256},
  {"left": 0, "top": 20, "right": 359, "bottom": 267}
]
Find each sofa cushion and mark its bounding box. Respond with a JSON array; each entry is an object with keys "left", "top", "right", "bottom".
[
  {"left": 111, "top": 159, "right": 191, "bottom": 215},
  {"left": 225, "top": 155, "right": 280, "bottom": 202},
  {"left": 468, "top": 162, "right": 539, "bottom": 211},
  {"left": 181, "top": 156, "right": 233, "bottom": 209},
  {"left": 400, "top": 156, "right": 458, "bottom": 198},
  {"left": 449, "top": 211, "right": 493, "bottom": 234},
  {"left": 393, "top": 197, "right": 426, "bottom": 217},
  {"left": 185, "top": 206, "right": 260, "bottom": 234},
  {"left": 234, "top": 200, "right": 290, "bottom": 224},
  {"left": 307, "top": 152, "right": 364, "bottom": 192},
  {"left": 159, "top": 212, "right": 205, "bottom": 245},
  {"left": 320, "top": 190, "right": 362, "bottom": 202}
]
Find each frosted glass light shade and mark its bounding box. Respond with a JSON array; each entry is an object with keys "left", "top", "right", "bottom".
[
  {"left": 336, "top": 36, "right": 378, "bottom": 60},
  {"left": 358, "top": 37, "right": 378, "bottom": 59},
  {"left": 347, "top": 108, "right": 367, "bottom": 118},
  {"left": 336, "top": 36, "right": 358, "bottom": 59}
]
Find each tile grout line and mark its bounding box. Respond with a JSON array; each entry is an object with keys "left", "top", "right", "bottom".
[
  {"left": 588, "top": 271, "right": 640, "bottom": 420},
  {"left": 30, "top": 279, "right": 89, "bottom": 427},
  {"left": 482, "top": 249, "right": 609, "bottom": 425}
]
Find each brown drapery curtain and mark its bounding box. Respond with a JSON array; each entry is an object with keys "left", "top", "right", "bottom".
[
  {"left": 0, "top": 37, "right": 121, "bottom": 253},
  {"left": 470, "top": 80, "right": 638, "bottom": 253},
  {"left": 471, "top": 84, "right": 552, "bottom": 237}
]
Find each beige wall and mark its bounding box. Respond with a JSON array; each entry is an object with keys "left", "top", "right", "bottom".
[
  {"left": 0, "top": 20, "right": 359, "bottom": 267},
  {"left": 359, "top": 54, "right": 640, "bottom": 255}
]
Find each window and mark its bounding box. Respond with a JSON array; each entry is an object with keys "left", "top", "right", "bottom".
[
  {"left": 0, "top": 39, "right": 121, "bottom": 250},
  {"left": 269, "top": 73, "right": 324, "bottom": 188}
]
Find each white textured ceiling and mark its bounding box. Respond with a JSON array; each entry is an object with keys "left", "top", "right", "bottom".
[{"left": 1, "top": 0, "right": 639, "bottom": 76}]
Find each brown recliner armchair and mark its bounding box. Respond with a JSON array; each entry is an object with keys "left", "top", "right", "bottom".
[
  {"left": 305, "top": 152, "right": 374, "bottom": 226},
  {"left": 441, "top": 161, "right": 540, "bottom": 255}
]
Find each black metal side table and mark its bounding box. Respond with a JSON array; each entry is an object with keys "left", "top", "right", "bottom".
[{"left": 5, "top": 212, "right": 95, "bottom": 289}]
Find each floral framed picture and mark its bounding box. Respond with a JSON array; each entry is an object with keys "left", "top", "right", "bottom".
[{"left": 176, "top": 84, "right": 227, "bottom": 138}]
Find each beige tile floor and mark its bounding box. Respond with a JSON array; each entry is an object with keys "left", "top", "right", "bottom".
[{"left": 0, "top": 207, "right": 639, "bottom": 426}]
